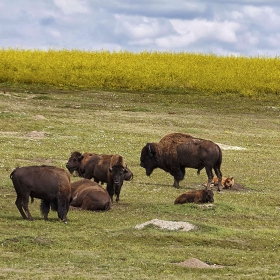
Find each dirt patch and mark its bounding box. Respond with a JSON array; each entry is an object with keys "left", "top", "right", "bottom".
[
  {"left": 175, "top": 258, "right": 224, "bottom": 269},
  {"left": 212, "top": 182, "right": 247, "bottom": 192},
  {"left": 33, "top": 115, "right": 47, "bottom": 120},
  {"left": 25, "top": 131, "right": 47, "bottom": 138},
  {"left": 217, "top": 143, "right": 246, "bottom": 150},
  {"left": 198, "top": 203, "right": 215, "bottom": 209},
  {"left": 135, "top": 219, "right": 196, "bottom": 231}
]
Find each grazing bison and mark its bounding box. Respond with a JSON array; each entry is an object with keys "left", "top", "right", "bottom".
[
  {"left": 140, "top": 133, "right": 223, "bottom": 190},
  {"left": 66, "top": 152, "right": 132, "bottom": 202},
  {"left": 174, "top": 189, "right": 214, "bottom": 204},
  {"left": 207, "top": 176, "right": 234, "bottom": 189},
  {"left": 10, "top": 165, "right": 71, "bottom": 223},
  {"left": 70, "top": 179, "right": 112, "bottom": 211}
]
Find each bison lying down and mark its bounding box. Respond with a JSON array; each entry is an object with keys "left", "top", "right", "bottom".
[
  {"left": 71, "top": 179, "right": 112, "bottom": 211},
  {"left": 140, "top": 133, "right": 223, "bottom": 190},
  {"left": 210, "top": 177, "right": 234, "bottom": 189},
  {"left": 66, "top": 152, "right": 133, "bottom": 202},
  {"left": 10, "top": 165, "right": 71, "bottom": 223},
  {"left": 174, "top": 189, "right": 214, "bottom": 204}
]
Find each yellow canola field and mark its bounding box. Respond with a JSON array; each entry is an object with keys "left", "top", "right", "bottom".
[{"left": 0, "top": 49, "right": 279, "bottom": 96}]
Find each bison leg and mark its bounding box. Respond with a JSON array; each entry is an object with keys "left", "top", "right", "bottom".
[
  {"left": 173, "top": 179, "right": 180, "bottom": 188},
  {"left": 106, "top": 184, "right": 115, "bottom": 203},
  {"left": 15, "top": 194, "right": 28, "bottom": 220},
  {"left": 57, "top": 196, "right": 69, "bottom": 223},
  {"left": 19, "top": 194, "right": 34, "bottom": 221},
  {"left": 40, "top": 200, "right": 50, "bottom": 221},
  {"left": 214, "top": 167, "right": 223, "bottom": 192},
  {"left": 173, "top": 167, "right": 185, "bottom": 188},
  {"left": 205, "top": 168, "right": 214, "bottom": 191}
]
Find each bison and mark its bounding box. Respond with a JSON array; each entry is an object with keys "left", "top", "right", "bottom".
[
  {"left": 10, "top": 165, "right": 71, "bottom": 223},
  {"left": 66, "top": 152, "right": 132, "bottom": 202},
  {"left": 66, "top": 151, "right": 133, "bottom": 183},
  {"left": 206, "top": 176, "right": 234, "bottom": 189},
  {"left": 140, "top": 133, "right": 223, "bottom": 190},
  {"left": 174, "top": 189, "right": 214, "bottom": 204},
  {"left": 70, "top": 179, "right": 112, "bottom": 211}
]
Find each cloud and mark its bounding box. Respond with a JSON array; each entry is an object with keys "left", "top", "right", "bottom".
[
  {"left": 53, "top": 0, "right": 89, "bottom": 15},
  {"left": 0, "top": 0, "right": 279, "bottom": 56}
]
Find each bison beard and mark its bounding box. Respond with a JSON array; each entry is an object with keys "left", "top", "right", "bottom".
[{"left": 140, "top": 133, "right": 223, "bottom": 190}]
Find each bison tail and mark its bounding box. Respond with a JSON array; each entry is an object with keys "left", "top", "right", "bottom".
[{"left": 214, "top": 145, "right": 223, "bottom": 177}]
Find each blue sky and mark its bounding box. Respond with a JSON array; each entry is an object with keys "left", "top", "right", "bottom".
[{"left": 1, "top": 0, "right": 280, "bottom": 56}]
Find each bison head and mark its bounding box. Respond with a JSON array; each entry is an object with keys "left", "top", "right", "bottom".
[
  {"left": 140, "top": 143, "right": 158, "bottom": 176},
  {"left": 109, "top": 165, "right": 128, "bottom": 190},
  {"left": 223, "top": 177, "right": 234, "bottom": 189},
  {"left": 66, "top": 151, "right": 83, "bottom": 174},
  {"left": 203, "top": 189, "right": 214, "bottom": 203}
]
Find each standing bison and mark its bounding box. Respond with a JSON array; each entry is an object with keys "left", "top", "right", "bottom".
[
  {"left": 140, "top": 133, "right": 223, "bottom": 190},
  {"left": 71, "top": 179, "right": 112, "bottom": 211},
  {"left": 10, "top": 165, "right": 71, "bottom": 223},
  {"left": 66, "top": 152, "right": 132, "bottom": 202},
  {"left": 66, "top": 151, "right": 133, "bottom": 184}
]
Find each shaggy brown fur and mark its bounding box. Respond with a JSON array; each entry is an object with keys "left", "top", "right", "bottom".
[
  {"left": 174, "top": 189, "right": 214, "bottom": 204},
  {"left": 66, "top": 151, "right": 133, "bottom": 183},
  {"left": 10, "top": 165, "right": 71, "bottom": 223},
  {"left": 66, "top": 152, "right": 133, "bottom": 203},
  {"left": 140, "top": 133, "right": 223, "bottom": 190},
  {"left": 70, "top": 179, "right": 111, "bottom": 211}
]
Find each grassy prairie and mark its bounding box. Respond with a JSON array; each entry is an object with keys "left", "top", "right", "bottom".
[{"left": 0, "top": 86, "right": 279, "bottom": 279}]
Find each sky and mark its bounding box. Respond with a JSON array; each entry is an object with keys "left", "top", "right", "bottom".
[{"left": 1, "top": 0, "right": 280, "bottom": 57}]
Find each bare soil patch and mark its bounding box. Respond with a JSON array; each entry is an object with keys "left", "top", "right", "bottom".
[
  {"left": 33, "top": 115, "right": 47, "bottom": 120},
  {"left": 175, "top": 258, "right": 224, "bottom": 269},
  {"left": 135, "top": 219, "right": 196, "bottom": 231},
  {"left": 24, "top": 131, "right": 47, "bottom": 138},
  {"left": 211, "top": 182, "right": 247, "bottom": 192}
]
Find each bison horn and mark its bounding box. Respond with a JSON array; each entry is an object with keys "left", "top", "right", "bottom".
[{"left": 148, "top": 144, "right": 154, "bottom": 157}]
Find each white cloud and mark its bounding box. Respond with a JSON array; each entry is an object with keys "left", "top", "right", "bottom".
[
  {"left": 114, "top": 15, "right": 174, "bottom": 39},
  {"left": 171, "top": 19, "right": 239, "bottom": 43},
  {"left": 53, "top": 0, "right": 89, "bottom": 15}
]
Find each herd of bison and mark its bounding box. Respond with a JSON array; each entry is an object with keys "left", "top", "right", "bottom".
[{"left": 10, "top": 133, "right": 235, "bottom": 223}]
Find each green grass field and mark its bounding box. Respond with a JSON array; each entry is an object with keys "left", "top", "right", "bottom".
[{"left": 0, "top": 85, "right": 279, "bottom": 279}]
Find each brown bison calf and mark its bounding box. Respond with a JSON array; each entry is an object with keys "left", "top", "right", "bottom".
[
  {"left": 174, "top": 189, "right": 214, "bottom": 204},
  {"left": 71, "top": 179, "right": 112, "bottom": 211},
  {"left": 10, "top": 165, "right": 71, "bottom": 223},
  {"left": 204, "top": 177, "right": 234, "bottom": 189}
]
